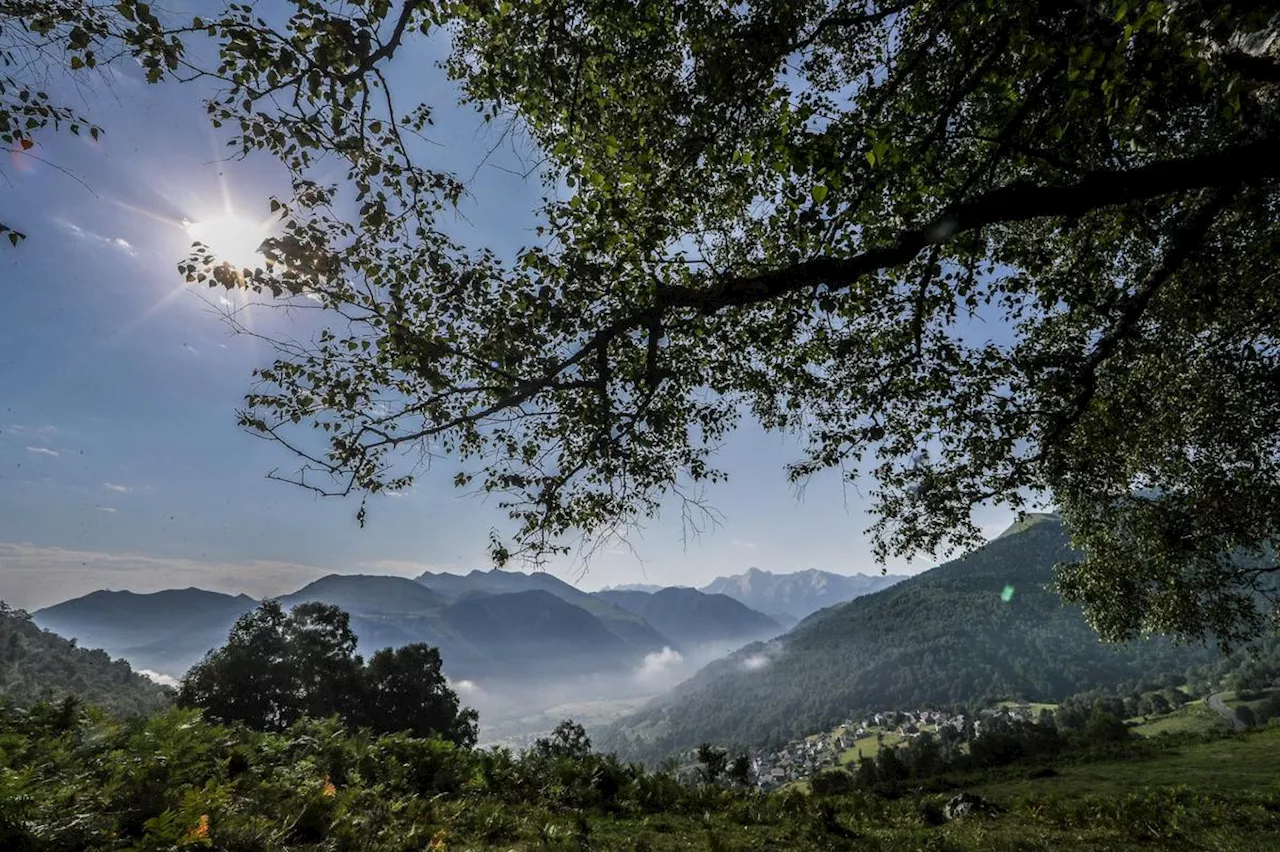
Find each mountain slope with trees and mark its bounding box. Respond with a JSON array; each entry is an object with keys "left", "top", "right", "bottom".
[
  {"left": 416, "top": 568, "right": 671, "bottom": 651},
  {"left": 595, "top": 588, "right": 781, "bottom": 648},
  {"left": 33, "top": 589, "right": 258, "bottom": 677},
  {"left": 33, "top": 571, "right": 676, "bottom": 682},
  {"left": 277, "top": 574, "right": 449, "bottom": 615},
  {"left": 599, "top": 519, "right": 1221, "bottom": 759},
  {"left": 0, "top": 603, "right": 170, "bottom": 716}
]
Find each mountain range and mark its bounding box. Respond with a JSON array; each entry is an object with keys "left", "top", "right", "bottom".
[
  {"left": 32, "top": 588, "right": 259, "bottom": 677},
  {"left": 32, "top": 568, "right": 797, "bottom": 684},
  {"left": 699, "top": 568, "right": 906, "bottom": 621},
  {"left": 596, "top": 516, "right": 1221, "bottom": 759},
  {"left": 594, "top": 587, "right": 781, "bottom": 649}
]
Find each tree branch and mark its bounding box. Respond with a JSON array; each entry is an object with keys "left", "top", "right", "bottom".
[
  {"left": 654, "top": 135, "right": 1280, "bottom": 314},
  {"left": 794, "top": 1, "right": 915, "bottom": 51},
  {"left": 343, "top": 0, "right": 429, "bottom": 81},
  {"left": 1038, "top": 187, "right": 1237, "bottom": 453},
  {"left": 1222, "top": 51, "right": 1280, "bottom": 84}
]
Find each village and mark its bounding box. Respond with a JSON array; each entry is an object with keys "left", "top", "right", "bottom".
[{"left": 734, "top": 703, "right": 1048, "bottom": 791}]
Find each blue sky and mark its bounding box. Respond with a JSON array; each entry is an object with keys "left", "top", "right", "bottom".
[{"left": 0, "top": 16, "right": 1018, "bottom": 610}]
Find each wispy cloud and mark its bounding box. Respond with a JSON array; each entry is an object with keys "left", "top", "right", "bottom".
[
  {"left": 97, "top": 507, "right": 117, "bottom": 513},
  {"left": 57, "top": 219, "right": 137, "bottom": 256},
  {"left": 730, "top": 539, "right": 757, "bottom": 549},
  {"left": 636, "top": 646, "right": 684, "bottom": 680},
  {"left": 137, "top": 669, "right": 179, "bottom": 687},
  {"left": 26, "top": 446, "right": 59, "bottom": 458},
  {"left": 5, "top": 423, "right": 57, "bottom": 438},
  {"left": 0, "top": 541, "right": 434, "bottom": 610},
  {"left": 103, "top": 482, "right": 132, "bottom": 493},
  {"left": 357, "top": 558, "right": 461, "bottom": 576}
]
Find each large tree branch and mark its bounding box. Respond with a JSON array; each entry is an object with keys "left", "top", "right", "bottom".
[
  {"left": 653, "top": 135, "right": 1280, "bottom": 314},
  {"left": 342, "top": 0, "right": 429, "bottom": 82},
  {"left": 1222, "top": 51, "right": 1280, "bottom": 84},
  {"left": 333, "top": 138, "right": 1280, "bottom": 464},
  {"left": 1039, "top": 187, "right": 1236, "bottom": 454},
  {"left": 793, "top": 1, "right": 915, "bottom": 51}
]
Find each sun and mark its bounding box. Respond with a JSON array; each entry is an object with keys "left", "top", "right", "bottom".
[{"left": 184, "top": 211, "right": 271, "bottom": 270}]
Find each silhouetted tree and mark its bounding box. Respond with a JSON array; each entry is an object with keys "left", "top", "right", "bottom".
[
  {"left": 727, "top": 754, "right": 751, "bottom": 787},
  {"left": 178, "top": 601, "right": 300, "bottom": 730},
  {"left": 533, "top": 720, "right": 593, "bottom": 760},
  {"left": 362, "top": 644, "right": 477, "bottom": 746},
  {"left": 696, "top": 743, "right": 728, "bottom": 784},
  {"left": 179, "top": 601, "right": 475, "bottom": 743}
]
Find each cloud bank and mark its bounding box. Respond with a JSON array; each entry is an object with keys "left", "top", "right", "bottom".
[
  {"left": 636, "top": 646, "right": 684, "bottom": 680},
  {"left": 0, "top": 541, "right": 454, "bottom": 610},
  {"left": 137, "top": 669, "right": 179, "bottom": 687}
]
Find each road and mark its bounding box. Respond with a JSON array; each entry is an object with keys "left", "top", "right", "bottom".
[{"left": 1207, "top": 692, "right": 1245, "bottom": 731}]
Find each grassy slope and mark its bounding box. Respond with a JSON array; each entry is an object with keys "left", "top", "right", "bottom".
[
  {"left": 9, "top": 703, "right": 1280, "bottom": 852},
  {"left": 1130, "top": 701, "right": 1227, "bottom": 737},
  {"left": 974, "top": 728, "right": 1280, "bottom": 800},
  {"left": 573, "top": 730, "right": 1280, "bottom": 851}
]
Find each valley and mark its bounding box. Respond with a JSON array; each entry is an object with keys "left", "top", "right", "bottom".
[
  {"left": 24, "top": 563, "right": 900, "bottom": 744},
  {"left": 7, "top": 517, "right": 1280, "bottom": 851},
  {"left": 597, "top": 516, "right": 1223, "bottom": 760}
]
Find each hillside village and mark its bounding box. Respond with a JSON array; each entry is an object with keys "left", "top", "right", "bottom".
[{"left": 667, "top": 702, "right": 1050, "bottom": 790}]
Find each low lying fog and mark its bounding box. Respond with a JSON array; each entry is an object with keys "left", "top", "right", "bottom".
[{"left": 465, "top": 640, "right": 749, "bottom": 746}]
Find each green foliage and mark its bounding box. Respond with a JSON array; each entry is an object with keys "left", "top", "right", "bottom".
[
  {"left": 0, "top": 602, "right": 169, "bottom": 717},
  {"left": 727, "top": 753, "right": 751, "bottom": 787},
  {"left": 177, "top": 601, "right": 476, "bottom": 745},
  {"left": 532, "top": 719, "right": 594, "bottom": 761},
  {"left": 5, "top": 701, "right": 1280, "bottom": 851},
  {"left": 6, "top": 1, "right": 1280, "bottom": 646},
  {"left": 695, "top": 743, "right": 728, "bottom": 784},
  {"left": 360, "top": 643, "right": 479, "bottom": 744}
]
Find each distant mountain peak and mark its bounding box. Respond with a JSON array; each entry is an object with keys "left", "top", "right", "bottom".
[{"left": 699, "top": 567, "right": 907, "bottom": 620}]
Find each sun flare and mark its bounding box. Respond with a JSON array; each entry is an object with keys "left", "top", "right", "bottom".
[{"left": 184, "top": 212, "right": 270, "bottom": 270}]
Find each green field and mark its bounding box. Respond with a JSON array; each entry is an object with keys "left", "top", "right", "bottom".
[
  {"left": 975, "top": 728, "right": 1280, "bottom": 800},
  {"left": 626, "top": 729, "right": 1280, "bottom": 850},
  {"left": 838, "top": 731, "right": 903, "bottom": 764},
  {"left": 1130, "top": 700, "right": 1228, "bottom": 737},
  {"left": 998, "top": 700, "right": 1059, "bottom": 713}
]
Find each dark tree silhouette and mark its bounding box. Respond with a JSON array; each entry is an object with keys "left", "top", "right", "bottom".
[
  {"left": 179, "top": 601, "right": 475, "bottom": 744},
  {"left": 361, "top": 643, "right": 477, "bottom": 746}
]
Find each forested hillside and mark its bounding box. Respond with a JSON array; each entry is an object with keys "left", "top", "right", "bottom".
[
  {"left": 33, "top": 589, "right": 258, "bottom": 676},
  {"left": 0, "top": 603, "right": 170, "bottom": 716},
  {"left": 600, "top": 520, "right": 1220, "bottom": 758}
]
